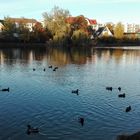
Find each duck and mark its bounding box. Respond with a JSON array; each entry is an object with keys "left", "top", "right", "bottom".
[
  {"left": 48, "top": 65, "right": 52, "bottom": 68},
  {"left": 125, "top": 106, "right": 131, "bottom": 112},
  {"left": 106, "top": 87, "right": 113, "bottom": 91},
  {"left": 33, "top": 68, "right": 36, "bottom": 71},
  {"left": 72, "top": 89, "right": 79, "bottom": 95},
  {"left": 43, "top": 68, "right": 46, "bottom": 71},
  {"left": 79, "top": 117, "right": 84, "bottom": 126},
  {"left": 53, "top": 67, "right": 58, "bottom": 71},
  {"left": 118, "top": 93, "right": 125, "bottom": 98},
  {"left": 54, "top": 67, "right": 58, "bottom": 70},
  {"left": 118, "top": 87, "right": 121, "bottom": 92},
  {"left": 1, "top": 87, "right": 9, "bottom": 92},
  {"left": 27, "top": 125, "right": 39, "bottom": 135}
]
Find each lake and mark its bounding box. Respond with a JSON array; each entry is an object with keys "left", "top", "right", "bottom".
[{"left": 0, "top": 46, "right": 140, "bottom": 140}]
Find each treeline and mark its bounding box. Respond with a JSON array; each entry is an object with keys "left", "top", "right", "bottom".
[
  {"left": 0, "top": 18, "right": 50, "bottom": 43},
  {"left": 0, "top": 6, "right": 140, "bottom": 47},
  {"left": 0, "top": 6, "right": 92, "bottom": 47}
]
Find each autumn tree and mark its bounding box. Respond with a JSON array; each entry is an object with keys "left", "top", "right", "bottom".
[
  {"left": 114, "top": 22, "right": 124, "bottom": 39},
  {"left": 106, "top": 23, "right": 114, "bottom": 34},
  {"left": 43, "top": 6, "right": 71, "bottom": 45},
  {"left": 2, "top": 17, "right": 16, "bottom": 37},
  {"left": 31, "top": 22, "right": 48, "bottom": 42},
  {"left": 68, "top": 15, "right": 88, "bottom": 31}
]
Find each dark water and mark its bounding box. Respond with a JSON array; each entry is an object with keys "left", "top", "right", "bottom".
[{"left": 0, "top": 47, "right": 140, "bottom": 140}]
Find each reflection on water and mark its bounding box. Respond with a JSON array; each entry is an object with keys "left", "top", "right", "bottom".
[
  {"left": 0, "top": 47, "right": 140, "bottom": 66},
  {"left": 0, "top": 46, "right": 140, "bottom": 140}
]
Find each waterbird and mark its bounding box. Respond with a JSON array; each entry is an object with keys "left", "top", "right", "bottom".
[
  {"left": 106, "top": 87, "right": 113, "bottom": 91},
  {"left": 48, "top": 65, "right": 52, "bottom": 68},
  {"left": 53, "top": 67, "right": 58, "bottom": 71},
  {"left": 118, "top": 87, "right": 121, "bottom": 92},
  {"left": 54, "top": 67, "right": 58, "bottom": 70},
  {"left": 1, "top": 87, "right": 9, "bottom": 92},
  {"left": 33, "top": 68, "right": 36, "bottom": 71},
  {"left": 27, "top": 125, "right": 39, "bottom": 135},
  {"left": 125, "top": 106, "right": 131, "bottom": 112},
  {"left": 79, "top": 118, "right": 84, "bottom": 126},
  {"left": 118, "top": 93, "right": 125, "bottom": 98},
  {"left": 72, "top": 89, "right": 79, "bottom": 95},
  {"left": 43, "top": 68, "right": 46, "bottom": 71}
]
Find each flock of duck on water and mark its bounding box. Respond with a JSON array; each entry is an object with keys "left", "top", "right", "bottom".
[
  {"left": 106, "top": 86, "right": 131, "bottom": 112},
  {"left": 0, "top": 65, "right": 84, "bottom": 135},
  {"left": 0, "top": 66, "right": 131, "bottom": 135}
]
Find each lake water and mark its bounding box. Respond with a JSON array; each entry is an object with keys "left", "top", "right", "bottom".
[{"left": 0, "top": 47, "right": 140, "bottom": 140}]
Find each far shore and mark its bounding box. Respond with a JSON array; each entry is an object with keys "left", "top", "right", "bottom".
[
  {"left": 0, "top": 42, "right": 140, "bottom": 49},
  {"left": 0, "top": 42, "right": 47, "bottom": 48}
]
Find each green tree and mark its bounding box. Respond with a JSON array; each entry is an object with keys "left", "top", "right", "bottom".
[
  {"left": 114, "top": 22, "right": 124, "bottom": 39},
  {"left": 2, "top": 17, "right": 16, "bottom": 37},
  {"left": 71, "top": 29, "right": 89, "bottom": 46},
  {"left": 42, "top": 6, "right": 71, "bottom": 46}
]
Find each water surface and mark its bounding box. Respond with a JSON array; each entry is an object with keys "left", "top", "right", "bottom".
[{"left": 0, "top": 47, "right": 140, "bottom": 140}]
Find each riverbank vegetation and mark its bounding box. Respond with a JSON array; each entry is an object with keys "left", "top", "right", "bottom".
[{"left": 0, "top": 6, "right": 140, "bottom": 47}]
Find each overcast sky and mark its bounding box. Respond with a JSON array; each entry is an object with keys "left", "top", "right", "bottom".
[{"left": 0, "top": 0, "right": 140, "bottom": 23}]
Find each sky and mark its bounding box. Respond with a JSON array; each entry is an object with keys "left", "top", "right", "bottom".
[{"left": 0, "top": 0, "right": 140, "bottom": 24}]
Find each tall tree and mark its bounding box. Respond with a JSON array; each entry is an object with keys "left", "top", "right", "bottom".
[
  {"left": 2, "top": 17, "right": 16, "bottom": 36},
  {"left": 114, "top": 22, "right": 124, "bottom": 39},
  {"left": 106, "top": 23, "right": 114, "bottom": 34},
  {"left": 42, "top": 6, "right": 71, "bottom": 34}
]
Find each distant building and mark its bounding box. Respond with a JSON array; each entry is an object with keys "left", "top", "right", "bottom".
[
  {"left": 85, "top": 18, "right": 97, "bottom": 30},
  {"left": 0, "top": 20, "right": 4, "bottom": 32},
  {"left": 65, "top": 16, "right": 97, "bottom": 29},
  {"left": 8, "top": 17, "right": 38, "bottom": 31},
  {"left": 124, "top": 23, "right": 140, "bottom": 33},
  {"left": 94, "top": 26, "right": 113, "bottom": 38}
]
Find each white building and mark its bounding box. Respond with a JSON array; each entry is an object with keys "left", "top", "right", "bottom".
[
  {"left": 0, "top": 20, "right": 4, "bottom": 32},
  {"left": 124, "top": 23, "right": 140, "bottom": 33},
  {"left": 8, "top": 18, "right": 38, "bottom": 32}
]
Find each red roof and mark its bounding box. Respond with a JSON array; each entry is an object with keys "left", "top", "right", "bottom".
[
  {"left": 86, "top": 19, "right": 97, "bottom": 24},
  {"left": 66, "top": 17, "right": 97, "bottom": 25},
  {"left": 65, "top": 17, "right": 75, "bottom": 24}
]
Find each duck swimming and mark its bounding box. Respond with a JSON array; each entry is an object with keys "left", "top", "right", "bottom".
[
  {"left": 54, "top": 67, "right": 58, "bottom": 69},
  {"left": 72, "top": 89, "right": 79, "bottom": 95},
  {"left": 1, "top": 87, "right": 9, "bottom": 92},
  {"left": 118, "top": 87, "right": 121, "bottom": 92},
  {"left": 27, "top": 125, "right": 39, "bottom": 135},
  {"left": 53, "top": 67, "right": 58, "bottom": 71},
  {"left": 79, "top": 118, "right": 84, "bottom": 126},
  {"left": 33, "top": 68, "right": 36, "bottom": 71},
  {"left": 106, "top": 87, "right": 113, "bottom": 91},
  {"left": 125, "top": 106, "right": 131, "bottom": 112},
  {"left": 118, "top": 93, "right": 125, "bottom": 98},
  {"left": 48, "top": 65, "right": 52, "bottom": 68}
]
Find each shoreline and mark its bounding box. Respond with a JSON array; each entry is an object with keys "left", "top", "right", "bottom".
[
  {"left": 0, "top": 42, "right": 47, "bottom": 48},
  {"left": 0, "top": 42, "right": 140, "bottom": 49},
  {"left": 117, "top": 130, "right": 140, "bottom": 140}
]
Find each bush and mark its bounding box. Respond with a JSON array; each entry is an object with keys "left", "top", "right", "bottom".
[{"left": 71, "top": 29, "right": 90, "bottom": 46}]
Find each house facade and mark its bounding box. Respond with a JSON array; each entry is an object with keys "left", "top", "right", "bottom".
[
  {"left": 85, "top": 18, "right": 97, "bottom": 30},
  {"left": 124, "top": 23, "right": 140, "bottom": 33},
  {"left": 95, "top": 26, "right": 113, "bottom": 38},
  {"left": 8, "top": 18, "right": 38, "bottom": 31},
  {"left": 0, "top": 20, "right": 4, "bottom": 32}
]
